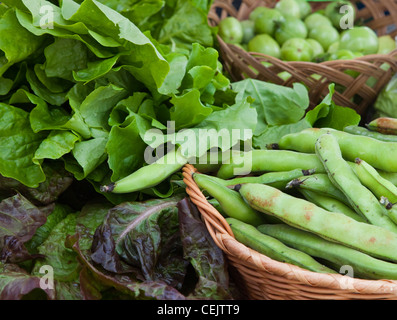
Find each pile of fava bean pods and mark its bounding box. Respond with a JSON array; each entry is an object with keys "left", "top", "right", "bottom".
[{"left": 193, "top": 125, "right": 397, "bottom": 281}]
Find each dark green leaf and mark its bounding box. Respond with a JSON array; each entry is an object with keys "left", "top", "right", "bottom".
[{"left": 0, "top": 103, "right": 46, "bottom": 187}]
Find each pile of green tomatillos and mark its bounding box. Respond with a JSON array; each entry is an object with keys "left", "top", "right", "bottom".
[
  {"left": 193, "top": 118, "right": 397, "bottom": 280},
  {"left": 218, "top": 0, "right": 396, "bottom": 63}
]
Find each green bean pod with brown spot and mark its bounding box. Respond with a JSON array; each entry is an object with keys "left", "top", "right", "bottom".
[
  {"left": 367, "top": 117, "right": 397, "bottom": 135},
  {"left": 314, "top": 133, "right": 397, "bottom": 233},
  {"left": 237, "top": 182, "right": 397, "bottom": 262},
  {"left": 298, "top": 189, "right": 366, "bottom": 223}
]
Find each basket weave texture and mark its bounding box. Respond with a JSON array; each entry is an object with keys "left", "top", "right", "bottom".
[
  {"left": 183, "top": 164, "right": 397, "bottom": 300},
  {"left": 209, "top": 0, "right": 397, "bottom": 116}
]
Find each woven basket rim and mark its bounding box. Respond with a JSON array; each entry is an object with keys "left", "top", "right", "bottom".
[{"left": 182, "top": 163, "right": 397, "bottom": 299}]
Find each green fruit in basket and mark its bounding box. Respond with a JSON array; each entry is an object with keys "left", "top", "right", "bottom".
[
  {"left": 275, "top": 18, "right": 308, "bottom": 45},
  {"left": 339, "top": 26, "right": 379, "bottom": 55},
  {"left": 325, "top": 0, "right": 355, "bottom": 30},
  {"left": 312, "top": 52, "right": 332, "bottom": 63},
  {"left": 294, "top": 0, "right": 312, "bottom": 19},
  {"left": 249, "top": 6, "right": 269, "bottom": 21},
  {"left": 308, "top": 24, "right": 340, "bottom": 51},
  {"left": 241, "top": 19, "right": 256, "bottom": 44},
  {"left": 218, "top": 17, "right": 243, "bottom": 44},
  {"left": 330, "top": 49, "right": 363, "bottom": 61},
  {"left": 377, "top": 35, "right": 397, "bottom": 54},
  {"left": 330, "top": 49, "right": 364, "bottom": 78},
  {"left": 248, "top": 34, "right": 281, "bottom": 58},
  {"left": 275, "top": 0, "right": 301, "bottom": 19},
  {"left": 281, "top": 38, "right": 313, "bottom": 62},
  {"left": 254, "top": 8, "right": 284, "bottom": 37},
  {"left": 327, "top": 41, "right": 340, "bottom": 54},
  {"left": 306, "top": 38, "right": 324, "bottom": 58},
  {"left": 304, "top": 12, "right": 332, "bottom": 31},
  {"left": 278, "top": 71, "right": 292, "bottom": 81}
]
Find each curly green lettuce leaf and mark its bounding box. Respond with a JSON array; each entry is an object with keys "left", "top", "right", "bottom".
[
  {"left": 33, "top": 131, "right": 81, "bottom": 164},
  {"left": 143, "top": 97, "right": 257, "bottom": 160},
  {"left": 232, "top": 79, "right": 310, "bottom": 136},
  {"left": 0, "top": 162, "right": 73, "bottom": 205},
  {"left": 155, "top": 0, "right": 214, "bottom": 51},
  {"left": 64, "top": 0, "right": 171, "bottom": 94},
  {"left": 252, "top": 84, "right": 361, "bottom": 148}
]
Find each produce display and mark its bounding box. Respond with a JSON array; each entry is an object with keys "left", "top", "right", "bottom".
[
  {"left": 217, "top": 0, "right": 396, "bottom": 63},
  {"left": 1, "top": 0, "right": 397, "bottom": 301},
  {"left": 193, "top": 123, "right": 397, "bottom": 280}
]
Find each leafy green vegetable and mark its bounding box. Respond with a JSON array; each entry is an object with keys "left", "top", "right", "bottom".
[
  {"left": 373, "top": 74, "right": 397, "bottom": 118},
  {"left": 0, "top": 8, "right": 44, "bottom": 77},
  {"left": 0, "top": 0, "right": 233, "bottom": 197},
  {"left": 33, "top": 131, "right": 81, "bottom": 163},
  {"left": 0, "top": 103, "right": 47, "bottom": 187},
  {"left": 25, "top": 203, "right": 74, "bottom": 252},
  {"left": 0, "top": 162, "right": 74, "bottom": 205},
  {"left": 232, "top": 79, "right": 310, "bottom": 135},
  {"left": 250, "top": 83, "right": 361, "bottom": 148}
]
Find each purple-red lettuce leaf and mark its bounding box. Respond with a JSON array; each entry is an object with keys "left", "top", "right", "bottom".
[
  {"left": 91, "top": 195, "right": 188, "bottom": 290},
  {"left": 0, "top": 263, "right": 55, "bottom": 300},
  {"left": 1, "top": 235, "right": 44, "bottom": 264},
  {"left": 29, "top": 200, "right": 112, "bottom": 300},
  {"left": 177, "top": 198, "right": 233, "bottom": 300},
  {"left": 0, "top": 193, "right": 51, "bottom": 264},
  {"left": 70, "top": 234, "right": 186, "bottom": 300}
]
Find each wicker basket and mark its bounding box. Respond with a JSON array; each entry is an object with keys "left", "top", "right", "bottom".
[
  {"left": 182, "top": 164, "right": 397, "bottom": 300},
  {"left": 209, "top": 0, "right": 397, "bottom": 116}
]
